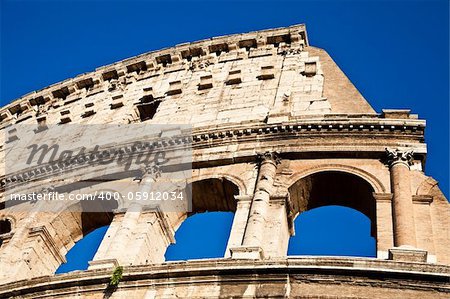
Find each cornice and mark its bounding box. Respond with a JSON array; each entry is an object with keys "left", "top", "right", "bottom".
[
  {"left": 0, "top": 258, "right": 448, "bottom": 298},
  {"left": 0, "top": 118, "right": 427, "bottom": 192}
]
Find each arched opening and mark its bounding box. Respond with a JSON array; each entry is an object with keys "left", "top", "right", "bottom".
[
  {"left": 56, "top": 225, "right": 108, "bottom": 273},
  {"left": 54, "top": 198, "right": 117, "bottom": 273},
  {"left": 288, "top": 171, "right": 376, "bottom": 257},
  {"left": 165, "top": 178, "right": 239, "bottom": 260},
  {"left": 288, "top": 206, "right": 376, "bottom": 256},
  {"left": 165, "top": 212, "right": 234, "bottom": 260}
]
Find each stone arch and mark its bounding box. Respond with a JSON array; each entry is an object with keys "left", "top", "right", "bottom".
[
  {"left": 188, "top": 173, "right": 247, "bottom": 196},
  {"left": 287, "top": 205, "right": 376, "bottom": 257},
  {"left": 189, "top": 178, "right": 239, "bottom": 213},
  {"left": 288, "top": 169, "right": 377, "bottom": 239},
  {"left": 47, "top": 192, "right": 119, "bottom": 270},
  {"left": 171, "top": 177, "right": 240, "bottom": 230},
  {"left": 50, "top": 188, "right": 122, "bottom": 216},
  {"left": 416, "top": 177, "right": 438, "bottom": 195},
  {"left": 286, "top": 164, "right": 386, "bottom": 194},
  {"left": 165, "top": 176, "right": 240, "bottom": 259}
]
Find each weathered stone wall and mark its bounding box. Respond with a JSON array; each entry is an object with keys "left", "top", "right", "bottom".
[
  {"left": 0, "top": 24, "right": 449, "bottom": 298},
  {"left": 0, "top": 258, "right": 448, "bottom": 298}
]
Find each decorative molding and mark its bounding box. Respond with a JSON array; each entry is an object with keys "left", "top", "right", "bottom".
[
  {"left": 88, "top": 258, "right": 119, "bottom": 270},
  {"left": 412, "top": 195, "right": 433, "bottom": 204},
  {"left": 0, "top": 121, "right": 424, "bottom": 191},
  {"left": 388, "top": 246, "right": 428, "bottom": 263},
  {"left": 0, "top": 134, "right": 192, "bottom": 191},
  {"left": 192, "top": 122, "right": 425, "bottom": 143},
  {"left": 258, "top": 151, "right": 281, "bottom": 165},
  {"left": 385, "top": 148, "right": 414, "bottom": 168},
  {"left": 1, "top": 257, "right": 449, "bottom": 298},
  {"left": 229, "top": 245, "right": 264, "bottom": 259}
]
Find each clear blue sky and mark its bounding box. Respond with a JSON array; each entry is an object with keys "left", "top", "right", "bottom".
[{"left": 1, "top": 0, "right": 448, "bottom": 272}]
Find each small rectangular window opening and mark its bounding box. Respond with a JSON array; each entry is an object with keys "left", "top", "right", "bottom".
[
  {"left": 181, "top": 48, "right": 204, "bottom": 61},
  {"left": 52, "top": 87, "right": 71, "bottom": 100},
  {"left": 156, "top": 54, "right": 172, "bottom": 67},
  {"left": 267, "top": 34, "right": 291, "bottom": 47},
  {"left": 102, "top": 70, "right": 119, "bottom": 81},
  {"left": 209, "top": 43, "right": 229, "bottom": 56},
  {"left": 238, "top": 39, "right": 257, "bottom": 51}
]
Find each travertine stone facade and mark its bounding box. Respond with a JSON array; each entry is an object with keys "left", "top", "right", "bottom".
[{"left": 0, "top": 24, "right": 449, "bottom": 298}]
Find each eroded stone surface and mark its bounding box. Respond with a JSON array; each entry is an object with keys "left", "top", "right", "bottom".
[{"left": 0, "top": 24, "right": 449, "bottom": 298}]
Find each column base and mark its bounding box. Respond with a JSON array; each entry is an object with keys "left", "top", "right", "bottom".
[
  {"left": 88, "top": 258, "right": 119, "bottom": 270},
  {"left": 230, "top": 246, "right": 264, "bottom": 259},
  {"left": 388, "top": 246, "right": 428, "bottom": 263}
]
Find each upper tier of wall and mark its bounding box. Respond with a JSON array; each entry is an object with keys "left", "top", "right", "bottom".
[{"left": 0, "top": 24, "right": 382, "bottom": 131}]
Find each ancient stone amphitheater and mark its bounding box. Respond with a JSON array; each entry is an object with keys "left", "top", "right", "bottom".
[{"left": 0, "top": 24, "right": 449, "bottom": 298}]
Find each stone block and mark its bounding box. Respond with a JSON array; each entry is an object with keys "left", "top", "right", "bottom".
[
  {"left": 388, "top": 246, "right": 428, "bottom": 263},
  {"left": 230, "top": 246, "right": 264, "bottom": 259}
]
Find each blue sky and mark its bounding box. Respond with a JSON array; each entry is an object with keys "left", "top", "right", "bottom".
[{"left": 1, "top": 0, "right": 448, "bottom": 272}]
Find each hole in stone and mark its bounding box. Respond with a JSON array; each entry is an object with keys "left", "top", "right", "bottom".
[
  {"left": 0, "top": 219, "right": 12, "bottom": 234},
  {"left": 165, "top": 212, "right": 234, "bottom": 260},
  {"left": 165, "top": 178, "right": 239, "bottom": 261},
  {"left": 238, "top": 39, "right": 257, "bottom": 51},
  {"left": 137, "top": 97, "right": 161, "bottom": 121},
  {"left": 102, "top": 70, "right": 119, "bottom": 81},
  {"left": 267, "top": 34, "right": 291, "bottom": 47},
  {"left": 52, "top": 87, "right": 71, "bottom": 100},
  {"left": 126, "top": 61, "right": 147, "bottom": 74},
  {"left": 156, "top": 54, "right": 172, "bottom": 67},
  {"left": 209, "top": 43, "right": 229, "bottom": 56},
  {"left": 181, "top": 48, "right": 204, "bottom": 61}
]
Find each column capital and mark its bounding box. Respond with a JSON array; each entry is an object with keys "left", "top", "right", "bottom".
[
  {"left": 385, "top": 148, "right": 414, "bottom": 168},
  {"left": 135, "top": 164, "right": 162, "bottom": 182},
  {"left": 257, "top": 151, "right": 281, "bottom": 165}
]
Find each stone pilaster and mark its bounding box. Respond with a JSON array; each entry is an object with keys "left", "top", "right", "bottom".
[
  {"left": 224, "top": 195, "right": 251, "bottom": 258},
  {"left": 231, "top": 152, "right": 279, "bottom": 259},
  {"left": 89, "top": 165, "right": 175, "bottom": 269},
  {"left": 0, "top": 204, "right": 53, "bottom": 283},
  {"left": 260, "top": 193, "right": 292, "bottom": 258},
  {"left": 373, "top": 193, "right": 394, "bottom": 259},
  {"left": 0, "top": 223, "right": 65, "bottom": 283},
  {"left": 412, "top": 195, "right": 436, "bottom": 262},
  {"left": 89, "top": 208, "right": 175, "bottom": 269},
  {"left": 385, "top": 148, "right": 427, "bottom": 262},
  {"left": 386, "top": 148, "right": 416, "bottom": 247}
]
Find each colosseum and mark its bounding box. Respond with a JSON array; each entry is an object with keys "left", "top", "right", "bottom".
[{"left": 0, "top": 24, "right": 449, "bottom": 298}]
